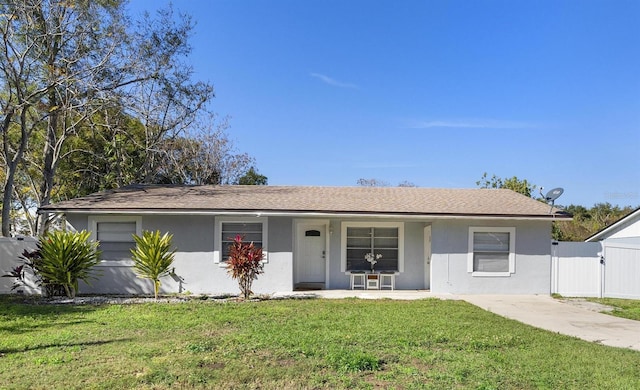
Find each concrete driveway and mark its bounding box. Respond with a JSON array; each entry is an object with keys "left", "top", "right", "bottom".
[{"left": 461, "top": 295, "right": 640, "bottom": 351}]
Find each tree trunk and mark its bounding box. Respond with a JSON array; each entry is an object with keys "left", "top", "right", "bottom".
[
  {"left": 1, "top": 176, "right": 15, "bottom": 237},
  {"left": 36, "top": 93, "right": 60, "bottom": 236},
  {"left": 1, "top": 111, "right": 15, "bottom": 237},
  {"left": 1, "top": 108, "right": 29, "bottom": 237}
]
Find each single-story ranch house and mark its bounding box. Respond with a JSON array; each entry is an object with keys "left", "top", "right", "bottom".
[{"left": 39, "top": 185, "right": 571, "bottom": 295}]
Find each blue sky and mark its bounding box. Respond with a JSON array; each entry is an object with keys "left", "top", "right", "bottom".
[{"left": 127, "top": 0, "right": 640, "bottom": 208}]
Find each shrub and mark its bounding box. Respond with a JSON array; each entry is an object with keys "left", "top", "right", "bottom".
[
  {"left": 130, "top": 230, "right": 176, "bottom": 299},
  {"left": 2, "top": 248, "right": 67, "bottom": 296},
  {"left": 226, "top": 235, "right": 264, "bottom": 300},
  {"left": 37, "top": 230, "right": 101, "bottom": 298}
]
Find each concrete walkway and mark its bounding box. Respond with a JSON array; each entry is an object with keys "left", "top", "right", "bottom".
[
  {"left": 275, "top": 290, "right": 640, "bottom": 351},
  {"left": 460, "top": 294, "right": 640, "bottom": 351}
]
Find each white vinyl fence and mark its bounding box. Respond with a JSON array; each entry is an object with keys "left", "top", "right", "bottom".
[
  {"left": 552, "top": 239, "right": 640, "bottom": 299},
  {"left": 0, "top": 237, "right": 40, "bottom": 294}
]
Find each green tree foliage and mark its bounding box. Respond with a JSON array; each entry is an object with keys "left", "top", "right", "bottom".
[
  {"left": 54, "top": 112, "right": 257, "bottom": 200},
  {"left": 226, "top": 235, "right": 265, "bottom": 300},
  {"left": 53, "top": 108, "right": 148, "bottom": 199},
  {"left": 238, "top": 167, "right": 268, "bottom": 185},
  {"left": 130, "top": 230, "right": 176, "bottom": 300},
  {"left": 37, "top": 230, "right": 101, "bottom": 298},
  {"left": 476, "top": 173, "right": 536, "bottom": 197},
  {"left": 554, "top": 203, "right": 636, "bottom": 241}
]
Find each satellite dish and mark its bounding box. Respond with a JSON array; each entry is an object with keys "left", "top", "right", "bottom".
[
  {"left": 540, "top": 187, "right": 564, "bottom": 213},
  {"left": 544, "top": 188, "right": 564, "bottom": 202}
]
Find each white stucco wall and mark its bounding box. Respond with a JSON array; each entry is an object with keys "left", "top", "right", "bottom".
[
  {"left": 430, "top": 219, "right": 552, "bottom": 294},
  {"left": 67, "top": 213, "right": 552, "bottom": 295},
  {"left": 71, "top": 214, "right": 293, "bottom": 296}
]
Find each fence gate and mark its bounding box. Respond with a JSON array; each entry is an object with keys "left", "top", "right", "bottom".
[
  {"left": 551, "top": 241, "right": 602, "bottom": 297},
  {"left": 602, "top": 240, "right": 640, "bottom": 299}
]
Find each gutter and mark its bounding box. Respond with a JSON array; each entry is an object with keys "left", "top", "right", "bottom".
[{"left": 38, "top": 208, "right": 572, "bottom": 221}]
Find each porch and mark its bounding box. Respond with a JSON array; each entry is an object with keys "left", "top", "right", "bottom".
[{"left": 293, "top": 219, "right": 432, "bottom": 291}]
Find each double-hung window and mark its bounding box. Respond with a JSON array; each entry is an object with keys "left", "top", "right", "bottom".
[
  {"left": 468, "top": 227, "right": 515, "bottom": 276},
  {"left": 89, "top": 216, "right": 141, "bottom": 263},
  {"left": 214, "top": 217, "right": 267, "bottom": 264},
  {"left": 342, "top": 222, "right": 404, "bottom": 272}
]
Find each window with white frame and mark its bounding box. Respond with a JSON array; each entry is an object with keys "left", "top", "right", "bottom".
[
  {"left": 468, "top": 227, "right": 515, "bottom": 276},
  {"left": 89, "top": 216, "right": 141, "bottom": 261},
  {"left": 214, "top": 217, "right": 267, "bottom": 264},
  {"left": 342, "top": 222, "right": 404, "bottom": 272}
]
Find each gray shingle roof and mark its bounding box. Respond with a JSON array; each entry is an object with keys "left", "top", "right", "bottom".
[{"left": 40, "top": 185, "right": 570, "bottom": 219}]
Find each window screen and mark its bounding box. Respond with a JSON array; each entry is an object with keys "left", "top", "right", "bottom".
[
  {"left": 221, "top": 222, "right": 263, "bottom": 261},
  {"left": 346, "top": 227, "right": 398, "bottom": 271},
  {"left": 472, "top": 232, "right": 510, "bottom": 272},
  {"left": 96, "top": 221, "right": 136, "bottom": 260}
]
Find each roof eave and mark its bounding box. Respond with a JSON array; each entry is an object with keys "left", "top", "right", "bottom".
[{"left": 40, "top": 207, "right": 572, "bottom": 221}]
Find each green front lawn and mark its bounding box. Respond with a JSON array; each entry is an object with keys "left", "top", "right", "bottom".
[
  {"left": 1, "top": 296, "right": 638, "bottom": 389},
  {"left": 586, "top": 298, "right": 640, "bottom": 321}
]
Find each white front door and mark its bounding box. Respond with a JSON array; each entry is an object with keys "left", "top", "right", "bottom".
[
  {"left": 424, "top": 225, "right": 432, "bottom": 290},
  {"left": 296, "top": 224, "right": 327, "bottom": 284}
]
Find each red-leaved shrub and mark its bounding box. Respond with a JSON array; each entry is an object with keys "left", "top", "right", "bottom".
[{"left": 226, "top": 235, "right": 265, "bottom": 300}]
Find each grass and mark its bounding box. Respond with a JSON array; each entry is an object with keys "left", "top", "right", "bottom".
[
  {"left": 586, "top": 298, "right": 640, "bottom": 321},
  {"left": 1, "top": 296, "right": 639, "bottom": 389}
]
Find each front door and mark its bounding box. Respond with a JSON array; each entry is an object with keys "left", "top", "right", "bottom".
[
  {"left": 424, "top": 225, "right": 432, "bottom": 290},
  {"left": 296, "top": 224, "right": 327, "bottom": 285}
]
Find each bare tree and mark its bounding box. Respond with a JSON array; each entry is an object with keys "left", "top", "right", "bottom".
[
  {"left": 156, "top": 114, "right": 255, "bottom": 185},
  {"left": 357, "top": 178, "right": 416, "bottom": 187},
  {"left": 357, "top": 178, "right": 390, "bottom": 187},
  {"left": 122, "top": 7, "right": 214, "bottom": 184},
  {"left": 0, "top": 2, "right": 55, "bottom": 236},
  {"left": 0, "top": 1, "right": 216, "bottom": 235}
]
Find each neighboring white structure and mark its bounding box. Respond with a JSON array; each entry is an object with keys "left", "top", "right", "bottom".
[
  {"left": 34, "top": 185, "right": 569, "bottom": 296},
  {"left": 0, "top": 237, "right": 40, "bottom": 294}
]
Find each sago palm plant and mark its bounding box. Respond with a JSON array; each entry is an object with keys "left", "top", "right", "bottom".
[
  {"left": 37, "top": 230, "right": 101, "bottom": 298},
  {"left": 130, "top": 230, "right": 176, "bottom": 299}
]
